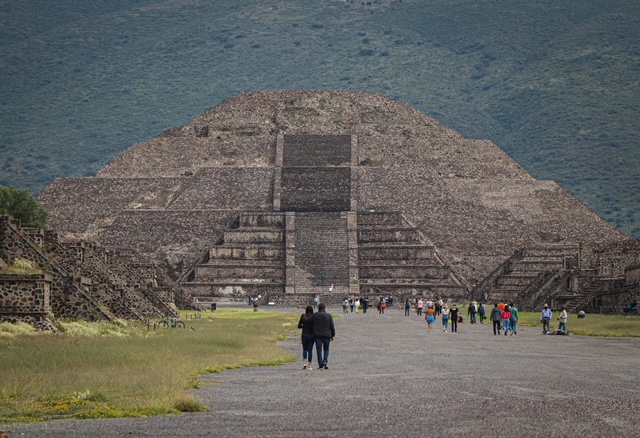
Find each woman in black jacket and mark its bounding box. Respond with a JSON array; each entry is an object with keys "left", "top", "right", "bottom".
[{"left": 297, "top": 306, "right": 315, "bottom": 369}]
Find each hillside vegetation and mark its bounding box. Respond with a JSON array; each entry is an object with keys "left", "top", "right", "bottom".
[{"left": 1, "top": 0, "right": 638, "bottom": 237}]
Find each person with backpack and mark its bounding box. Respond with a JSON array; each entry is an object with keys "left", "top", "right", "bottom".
[
  {"left": 490, "top": 303, "right": 502, "bottom": 335},
  {"left": 468, "top": 301, "right": 478, "bottom": 324},
  {"left": 404, "top": 298, "right": 412, "bottom": 316},
  {"left": 435, "top": 298, "right": 443, "bottom": 316},
  {"left": 478, "top": 303, "right": 486, "bottom": 324}
]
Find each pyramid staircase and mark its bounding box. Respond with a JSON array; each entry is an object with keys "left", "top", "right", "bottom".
[
  {"left": 180, "top": 212, "right": 286, "bottom": 302},
  {"left": 473, "top": 244, "right": 579, "bottom": 304},
  {"left": 179, "top": 210, "right": 470, "bottom": 304},
  {"left": 357, "top": 212, "right": 467, "bottom": 298}
]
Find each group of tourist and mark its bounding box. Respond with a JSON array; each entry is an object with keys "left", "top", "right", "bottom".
[
  {"left": 297, "top": 303, "right": 336, "bottom": 370},
  {"left": 488, "top": 301, "right": 519, "bottom": 335},
  {"left": 406, "top": 298, "right": 569, "bottom": 336},
  {"left": 406, "top": 297, "right": 445, "bottom": 317},
  {"left": 338, "top": 295, "right": 374, "bottom": 314},
  {"left": 297, "top": 295, "right": 571, "bottom": 369}
]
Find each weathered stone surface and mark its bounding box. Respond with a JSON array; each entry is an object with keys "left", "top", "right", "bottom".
[{"left": 37, "top": 90, "right": 634, "bottom": 303}]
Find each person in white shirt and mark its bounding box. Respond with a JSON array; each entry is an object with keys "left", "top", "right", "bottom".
[{"left": 557, "top": 307, "right": 568, "bottom": 333}]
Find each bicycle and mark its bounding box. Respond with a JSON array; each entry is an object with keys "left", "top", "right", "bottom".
[{"left": 157, "top": 316, "right": 185, "bottom": 329}]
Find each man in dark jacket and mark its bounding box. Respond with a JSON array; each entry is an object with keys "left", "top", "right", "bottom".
[
  {"left": 491, "top": 303, "right": 502, "bottom": 335},
  {"left": 312, "top": 303, "right": 336, "bottom": 369}
]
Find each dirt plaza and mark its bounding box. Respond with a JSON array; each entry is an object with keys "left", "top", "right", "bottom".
[{"left": 5, "top": 307, "right": 639, "bottom": 437}]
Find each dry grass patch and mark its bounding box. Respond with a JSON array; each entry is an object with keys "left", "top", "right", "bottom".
[{"left": 0, "top": 309, "right": 298, "bottom": 422}]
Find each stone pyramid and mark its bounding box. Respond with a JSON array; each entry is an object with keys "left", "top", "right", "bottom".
[{"left": 39, "top": 90, "right": 632, "bottom": 303}]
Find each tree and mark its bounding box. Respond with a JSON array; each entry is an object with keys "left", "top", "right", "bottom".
[{"left": 0, "top": 185, "right": 48, "bottom": 229}]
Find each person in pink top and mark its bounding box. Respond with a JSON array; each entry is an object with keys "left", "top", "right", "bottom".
[{"left": 417, "top": 298, "right": 424, "bottom": 316}]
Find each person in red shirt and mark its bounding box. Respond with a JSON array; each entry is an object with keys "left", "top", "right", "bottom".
[{"left": 501, "top": 304, "right": 512, "bottom": 336}]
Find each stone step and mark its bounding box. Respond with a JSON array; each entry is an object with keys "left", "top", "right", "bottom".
[
  {"left": 209, "top": 246, "right": 284, "bottom": 260},
  {"left": 238, "top": 212, "right": 285, "bottom": 228},
  {"left": 522, "top": 245, "right": 579, "bottom": 258},
  {"left": 357, "top": 212, "right": 403, "bottom": 227},
  {"left": 509, "top": 259, "right": 563, "bottom": 273},
  {"left": 194, "top": 265, "right": 284, "bottom": 281},
  {"left": 201, "top": 259, "right": 284, "bottom": 267},
  {"left": 359, "top": 259, "right": 441, "bottom": 266},
  {"left": 223, "top": 229, "right": 284, "bottom": 244},
  {"left": 359, "top": 265, "right": 450, "bottom": 279},
  {"left": 496, "top": 275, "right": 539, "bottom": 287},
  {"left": 358, "top": 228, "right": 421, "bottom": 244},
  {"left": 359, "top": 245, "right": 435, "bottom": 260},
  {"left": 186, "top": 278, "right": 285, "bottom": 285}
]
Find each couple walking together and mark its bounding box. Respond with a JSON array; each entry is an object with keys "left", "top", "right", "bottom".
[{"left": 297, "top": 303, "right": 336, "bottom": 370}]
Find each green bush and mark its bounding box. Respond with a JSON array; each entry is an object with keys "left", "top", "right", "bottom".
[{"left": 0, "top": 185, "right": 48, "bottom": 229}]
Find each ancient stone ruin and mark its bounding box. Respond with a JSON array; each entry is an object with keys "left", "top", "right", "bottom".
[
  {"left": 24, "top": 90, "right": 638, "bottom": 316},
  {"left": 0, "top": 216, "right": 188, "bottom": 331}
]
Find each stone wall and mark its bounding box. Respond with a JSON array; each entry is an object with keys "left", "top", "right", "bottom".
[
  {"left": 0, "top": 216, "right": 185, "bottom": 329},
  {"left": 283, "top": 134, "right": 352, "bottom": 166},
  {"left": 38, "top": 177, "right": 185, "bottom": 239},
  {"left": 626, "top": 266, "right": 640, "bottom": 285},
  {"left": 0, "top": 216, "right": 111, "bottom": 322},
  {"left": 99, "top": 209, "right": 237, "bottom": 276},
  {"left": 281, "top": 167, "right": 351, "bottom": 212},
  {"left": 0, "top": 274, "right": 52, "bottom": 314},
  {"left": 169, "top": 167, "right": 274, "bottom": 210}
]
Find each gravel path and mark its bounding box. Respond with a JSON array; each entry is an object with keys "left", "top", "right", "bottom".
[{"left": 4, "top": 307, "right": 640, "bottom": 437}]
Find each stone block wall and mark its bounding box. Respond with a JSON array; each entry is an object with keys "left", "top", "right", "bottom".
[
  {"left": 46, "top": 236, "right": 170, "bottom": 320},
  {"left": 0, "top": 216, "right": 111, "bottom": 322},
  {"left": 283, "top": 134, "right": 352, "bottom": 166},
  {"left": 626, "top": 266, "right": 640, "bottom": 285},
  {"left": 281, "top": 167, "right": 351, "bottom": 212},
  {"left": 0, "top": 216, "right": 187, "bottom": 328},
  {"left": 99, "top": 209, "right": 237, "bottom": 276},
  {"left": 0, "top": 274, "right": 52, "bottom": 314},
  {"left": 38, "top": 177, "right": 185, "bottom": 238},
  {"left": 169, "top": 167, "right": 274, "bottom": 210}
]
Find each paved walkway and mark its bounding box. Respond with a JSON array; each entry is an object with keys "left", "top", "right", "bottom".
[{"left": 5, "top": 307, "right": 640, "bottom": 437}]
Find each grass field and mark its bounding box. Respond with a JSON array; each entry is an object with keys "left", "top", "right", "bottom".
[
  {"left": 516, "top": 311, "right": 640, "bottom": 337},
  {"left": 0, "top": 309, "right": 298, "bottom": 423},
  {"left": 1, "top": 308, "right": 638, "bottom": 422}
]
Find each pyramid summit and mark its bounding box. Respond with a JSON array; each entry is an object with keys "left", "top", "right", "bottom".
[{"left": 39, "top": 90, "right": 633, "bottom": 305}]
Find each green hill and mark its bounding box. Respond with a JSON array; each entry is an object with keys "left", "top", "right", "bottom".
[{"left": 1, "top": 0, "right": 638, "bottom": 237}]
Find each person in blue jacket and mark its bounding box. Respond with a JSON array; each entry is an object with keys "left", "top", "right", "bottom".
[{"left": 541, "top": 303, "right": 553, "bottom": 334}]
